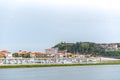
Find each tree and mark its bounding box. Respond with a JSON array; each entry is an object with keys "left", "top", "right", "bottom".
[
  {"left": 53, "top": 42, "right": 120, "bottom": 57},
  {"left": 12, "top": 53, "right": 19, "bottom": 57}
]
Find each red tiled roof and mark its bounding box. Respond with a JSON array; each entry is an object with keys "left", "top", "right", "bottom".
[
  {"left": 18, "top": 51, "right": 27, "bottom": 54},
  {"left": 0, "top": 50, "right": 10, "bottom": 53},
  {"left": 46, "top": 48, "right": 55, "bottom": 50},
  {"left": 0, "top": 50, "right": 10, "bottom": 55},
  {"left": 31, "top": 52, "right": 43, "bottom": 55}
]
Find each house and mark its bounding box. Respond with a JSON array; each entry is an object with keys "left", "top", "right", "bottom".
[
  {"left": 30, "top": 52, "right": 43, "bottom": 58},
  {"left": 0, "top": 54, "right": 4, "bottom": 58},
  {"left": 18, "top": 50, "right": 27, "bottom": 57},
  {"left": 99, "top": 43, "right": 118, "bottom": 51},
  {"left": 45, "top": 48, "right": 58, "bottom": 54},
  {"left": 0, "top": 50, "right": 12, "bottom": 58}
]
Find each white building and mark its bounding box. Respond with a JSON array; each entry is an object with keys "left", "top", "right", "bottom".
[
  {"left": 45, "top": 48, "right": 58, "bottom": 54},
  {"left": 5, "top": 53, "right": 13, "bottom": 59}
]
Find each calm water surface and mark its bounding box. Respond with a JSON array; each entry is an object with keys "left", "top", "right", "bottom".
[{"left": 0, "top": 65, "right": 120, "bottom": 80}]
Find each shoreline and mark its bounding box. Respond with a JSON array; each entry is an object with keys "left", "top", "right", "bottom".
[
  {"left": 0, "top": 62, "right": 120, "bottom": 68},
  {"left": 0, "top": 57, "right": 120, "bottom": 68}
]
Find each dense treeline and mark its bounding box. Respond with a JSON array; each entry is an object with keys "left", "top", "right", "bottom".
[{"left": 53, "top": 42, "right": 120, "bottom": 57}]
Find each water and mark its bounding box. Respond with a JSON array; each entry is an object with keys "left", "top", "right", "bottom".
[{"left": 0, "top": 65, "right": 120, "bottom": 80}]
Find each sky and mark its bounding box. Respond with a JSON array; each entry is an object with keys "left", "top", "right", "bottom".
[{"left": 1, "top": 0, "right": 120, "bottom": 52}]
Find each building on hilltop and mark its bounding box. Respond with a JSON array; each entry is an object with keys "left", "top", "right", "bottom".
[{"left": 99, "top": 43, "right": 118, "bottom": 51}]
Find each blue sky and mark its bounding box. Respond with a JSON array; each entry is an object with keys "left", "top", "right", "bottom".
[{"left": 1, "top": 0, "right": 120, "bottom": 52}]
